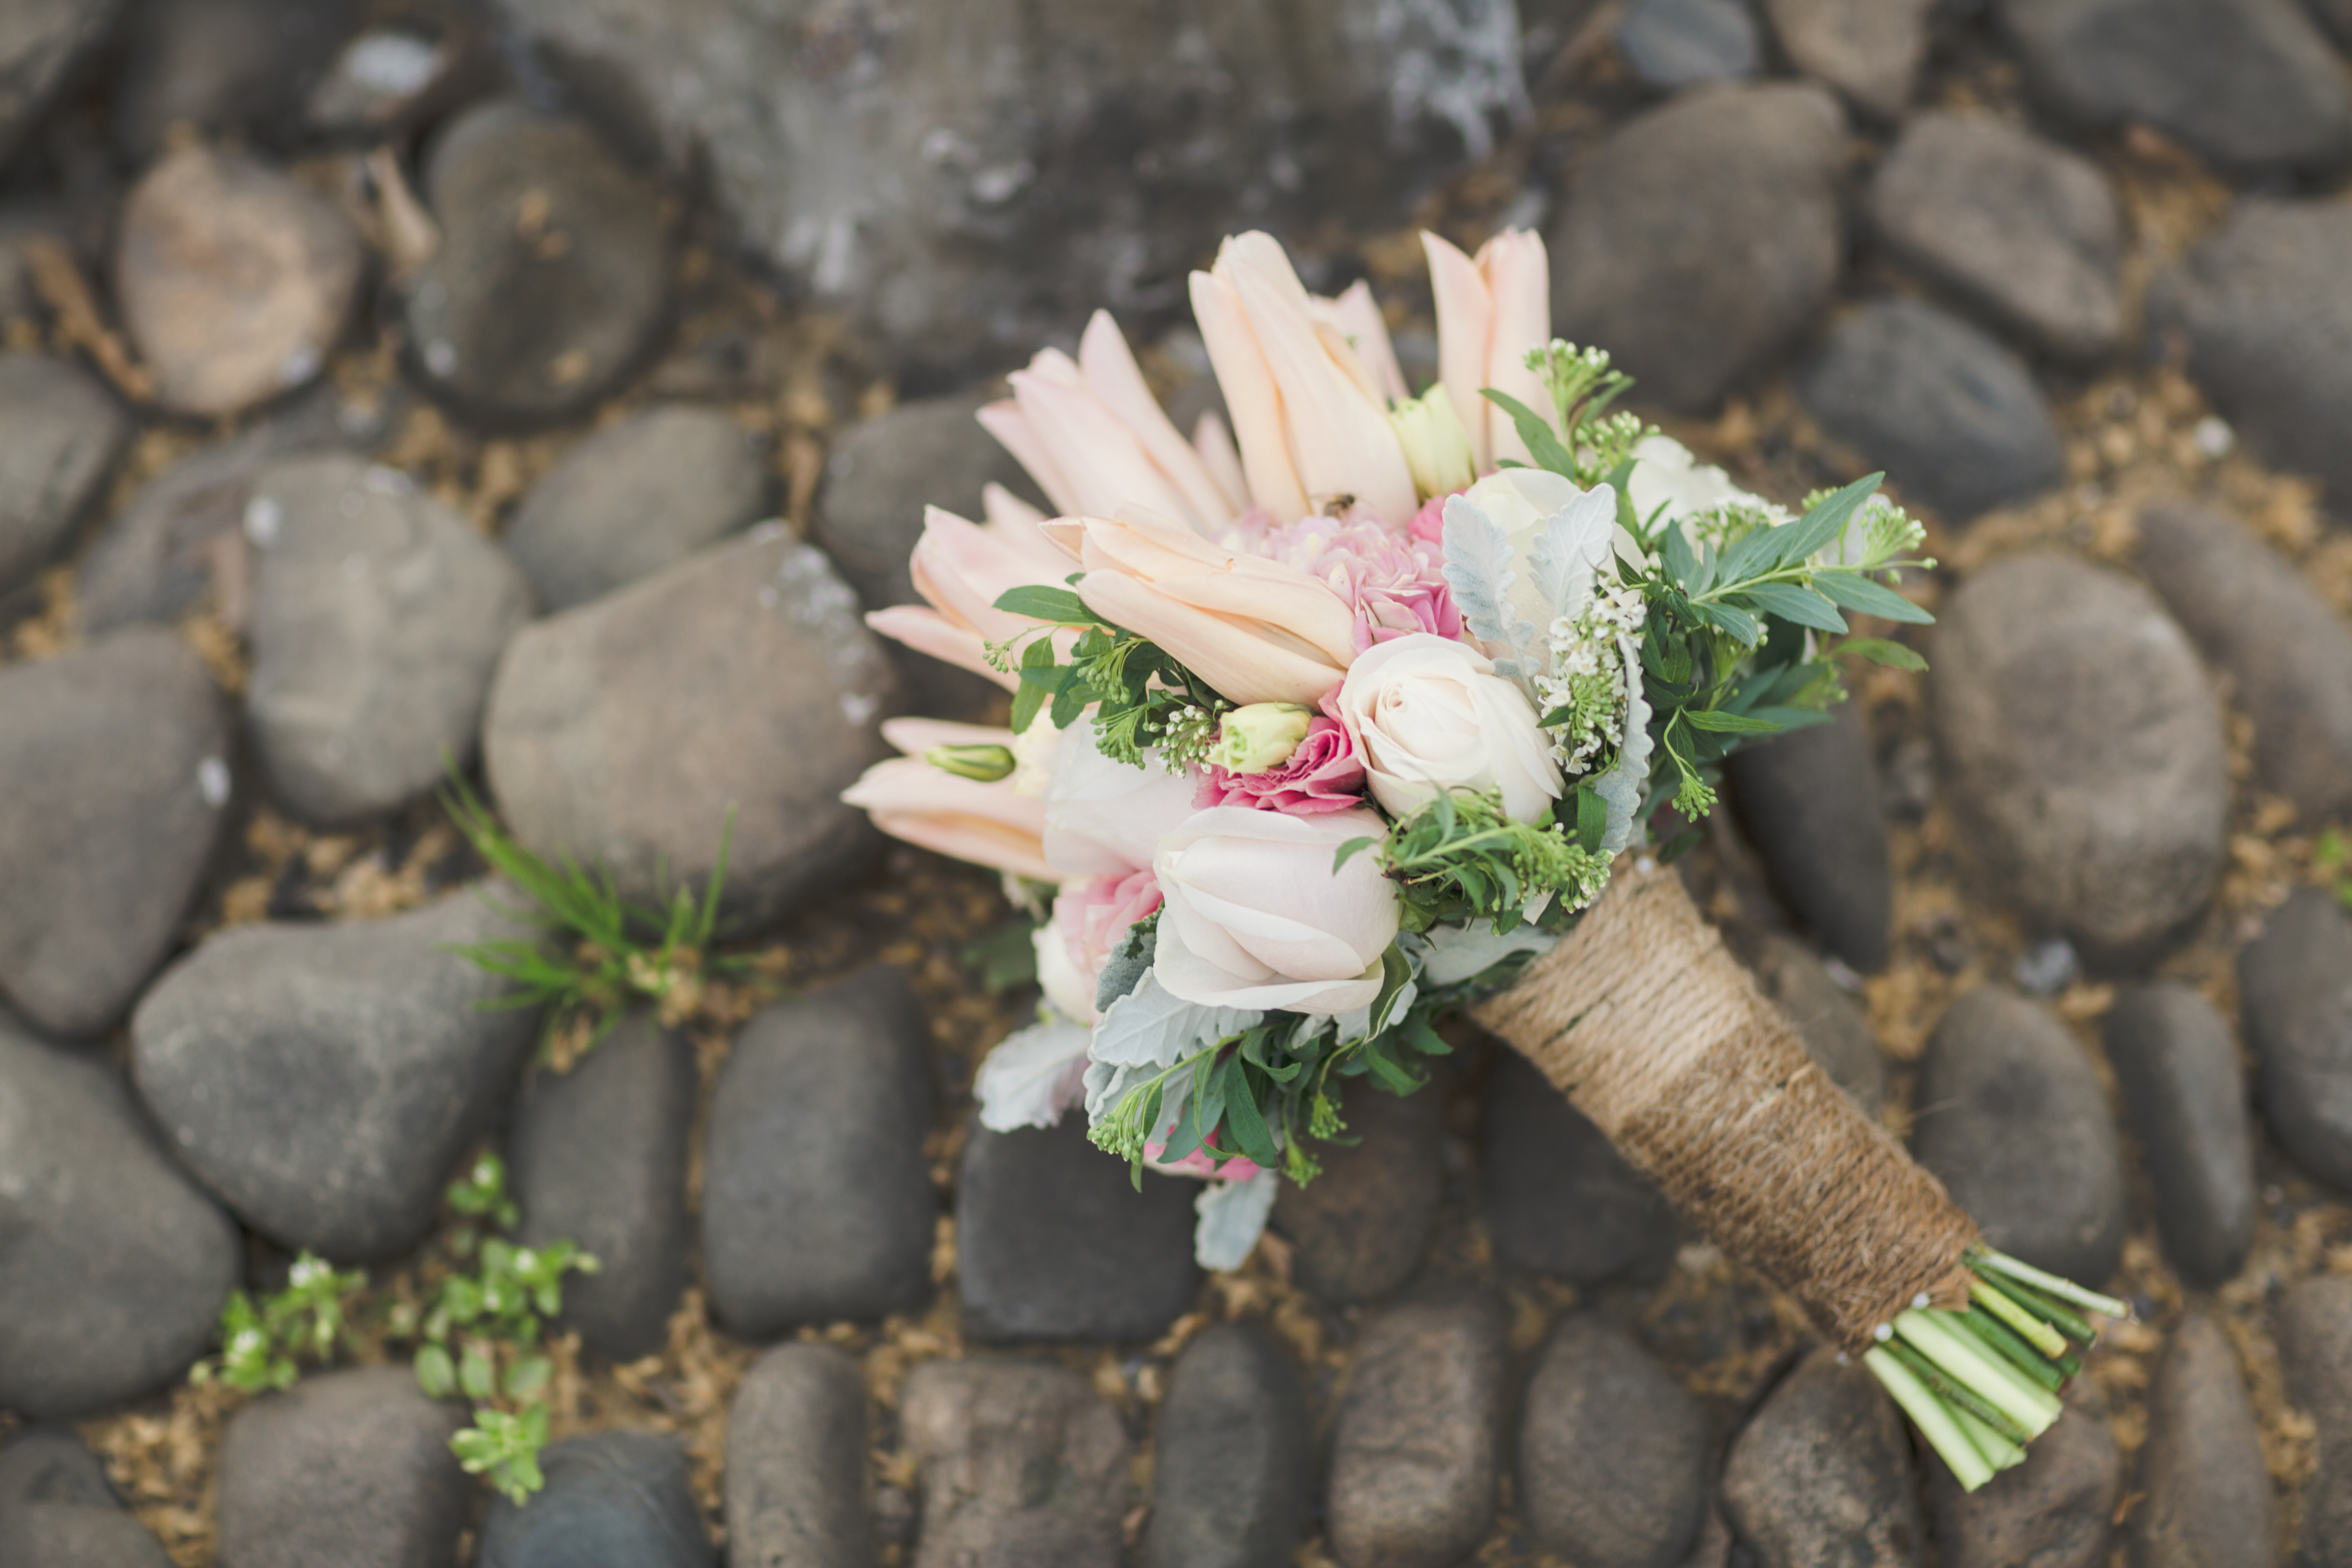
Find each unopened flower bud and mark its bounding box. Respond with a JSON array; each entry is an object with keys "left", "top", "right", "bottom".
[
  {"left": 1214, "top": 703, "right": 1312, "bottom": 774},
  {"left": 1386, "top": 388, "right": 1477, "bottom": 500},
  {"left": 925, "top": 743, "right": 1017, "bottom": 782}
]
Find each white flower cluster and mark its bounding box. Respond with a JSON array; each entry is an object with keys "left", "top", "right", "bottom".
[{"left": 1535, "top": 581, "right": 1648, "bottom": 777}]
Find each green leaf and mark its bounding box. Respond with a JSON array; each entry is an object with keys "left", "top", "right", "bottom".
[
  {"left": 1684, "top": 708, "right": 1785, "bottom": 734},
  {"left": 1746, "top": 704, "right": 1836, "bottom": 733},
  {"left": 1770, "top": 472, "right": 1882, "bottom": 567},
  {"left": 414, "top": 1343, "right": 457, "bottom": 1400},
  {"left": 1687, "top": 599, "right": 1761, "bottom": 646},
  {"left": 503, "top": 1355, "right": 552, "bottom": 1400},
  {"left": 1813, "top": 570, "right": 1934, "bottom": 624},
  {"left": 1481, "top": 388, "right": 1579, "bottom": 478},
  {"left": 1831, "top": 635, "right": 1927, "bottom": 671},
  {"left": 458, "top": 1345, "right": 496, "bottom": 1402},
  {"left": 1008, "top": 636, "right": 1054, "bottom": 733},
  {"left": 1738, "top": 581, "right": 1848, "bottom": 634},
  {"left": 960, "top": 919, "right": 1041, "bottom": 992},
  {"left": 991, "top": 585, "right": 1091, "bottom": 623},
  {"left": 1221, "top": 1076, "right": 1281, "bottom": 1166},
  {"left": 1661, "top": 521, "right": 1697, "bottom": 588},
  {"left": 1574, "top": 786, "right": 1606, "bottom": 855},
  {"left": 1368, "top": 946, "right": 1414, "bottom": 1037}
]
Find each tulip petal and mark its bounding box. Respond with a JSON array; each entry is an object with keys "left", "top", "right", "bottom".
[
  {"left": 1077, "top": 310, "right": 1237, "bottom": 534},
  {"left": 1010, "top": 368, "right": 1205, "bottom": 530},
  {"left": 1190, "top": 269, "right": 1310, "bottom": 525},
  {"left": 1479, "top": 229, "right": 1555, "bottom": 469},
  {"left": 1323, "top": 279, "right": 1409, "bottom": 405},
  {"left": 1192, "top": 410, "right": 1251, "bottom": 514},
  {"left": 864, "top": 606, "right": 1012, "bottom": 689},
  {"left": 976, "top": 400, "right": 1080, "bottom": 517},
  {"left": 1423, "top": 230, "right": 1497, "bottom": 472},
  {"left": 1077, "top": 571, "right": 1344, "bottom": 708}
]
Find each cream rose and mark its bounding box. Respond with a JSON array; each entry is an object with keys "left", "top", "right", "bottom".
[
  {"left": 1333, "top": 633, "right": 1563, "bottom": 824},
  {"left": 1152, "top": 807, "right": 1400, "bottom": 1015}
]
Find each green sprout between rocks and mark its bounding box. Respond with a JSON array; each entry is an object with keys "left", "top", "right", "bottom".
[
  {"left": 1864, "top": 1246, "right": 2130, "bottom": 1491},
  {"left": 189, "top": 1154, "right": 596, "bottom": 1508},
  {"left": 439, "top": 768, "right": 741, "bottom": 1069},
  {"left": 2317, "top": 829, "right": 2352, "bottom": 913}
]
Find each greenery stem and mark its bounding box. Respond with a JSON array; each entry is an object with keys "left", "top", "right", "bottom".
[
  {"left": 1894, "top": 1310, "right": 2061, "bottom": 1436},
  {"left": 1969, "top": 1276, "right": 2072, "bottom": 1359},
  {"left": 1952, "top": 1306, "right": 2066, "bottom": 1392},
  {"left": 1866, "top": 1348, "right": 1992, "bottom": 1491},
  {"left": 1880, "top": 1339, "right": 2033, "bottom": 1445},
  {"left": 1970, "top": 1247, "right": 2131, "bottom": 1319}
]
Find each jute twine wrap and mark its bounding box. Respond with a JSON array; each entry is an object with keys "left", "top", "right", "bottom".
[{"left": 1472, "top": 859, "right": 1978, "bottom": 1355}]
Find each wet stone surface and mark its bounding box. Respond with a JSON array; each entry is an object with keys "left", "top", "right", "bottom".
[{"left": 2129, "top": 1314, "right": 2276, "bottom": 1568}]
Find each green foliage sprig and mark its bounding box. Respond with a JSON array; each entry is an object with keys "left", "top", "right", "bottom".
[
  {"left": 1338, "top": 788, "right": 1606, "bottom": 935},
  {"left": 983, "top": 588, "right": 1232, "bottom": 768},
  {"left": 2318, "top": 829, "right": 2352, "bottom": 913},
  {"left": 398, "top": 1154, "right": 597, "bottom": 1506},
  {"left": 191, "top": 1254, "right": 367, "bottom": 1393},
  {"left": 441, "top": 771, "right": 739, "bottom": 1068}
]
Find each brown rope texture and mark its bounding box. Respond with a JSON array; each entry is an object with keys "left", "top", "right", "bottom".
[{"left": 1473, "top": 859, "right": 1978, "bottom": 1354}]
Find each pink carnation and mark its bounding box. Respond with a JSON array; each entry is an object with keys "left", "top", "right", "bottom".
[
  {"left": 1408, "top": 489, "right": 1456, "bottom": 547},
  {"left": 1263, "top": 513, "right": 1460, "bottom": 653},
  {"left": 1194, "top": 713, "right": 1366, "bottom": 815},
  {"left": 1052, "top": 868, "right": 1164, "bottom": 983}
]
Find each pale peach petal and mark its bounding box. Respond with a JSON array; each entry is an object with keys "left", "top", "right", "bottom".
[
  {"left": 1009, "top": 369, "right": 1200, "bottom": 527},
  {"left": 1424, "top": 230, "right": 1497, "bottom": 472},
  {"left": 1077, "top": 572, "right": 1343, "bottom": 707},
  {"left": 976, "top": 399, "right": 1080, "bottom": 516},
  {"left": 1190, "top": 268, "right": 1309, "bottom": 524},
  {"left": 1076, "top": 310, "right": 1236, "bottom": 532},
  {"left": 978, "top": 484, "right": 1068, "bottom": 571},
  {"left": 1479, "top": 229, "right": 1554, "bottom": 469},
  {"left": 881, "top": 717, "right": 1016, "bottom": 757},
  {"left": 1227, "top": 252, "right": 1417, "bottom": 526},
  {"left": 1322, "top": 279, "right": 1408, "bottom": 404},
  {"left": 865, "top": 606, "right": 1011, "bottom": 688},
  {"left": 842, "top": 755, "right": 1056, "bottom": 882},
  {"left": 1192, "top": 410, "right": 1250, "bottom": 513}
]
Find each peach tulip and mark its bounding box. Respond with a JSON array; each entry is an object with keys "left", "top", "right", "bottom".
[
  {"left": 1189, "top": 232, "right": 1419, "bottom": 529},
  {"left": 841, "top": 719, "right": 1056, "bottom": 882},
  {"left": 864, "top": 505, "right": 1072, "bottom": 690},
  {"left": 1423, "top": 228, "right": 1554, "bottom": 473},
  {"left": 978, "top": 311, "right": 1238, "bottom": 537},
  {"left": 1046, "top": 511, "right": 1359, "bottom": 707}
]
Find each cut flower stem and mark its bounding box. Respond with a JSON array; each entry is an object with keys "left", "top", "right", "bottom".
[{"left": 1864, "top": 1245, "right": 2129, "bottom": 1492}]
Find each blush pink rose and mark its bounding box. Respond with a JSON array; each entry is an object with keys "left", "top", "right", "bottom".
[
  {"left": 1408, "top": 489, "right": 1455, "bottom": 547},
  {"left": 1264, "top": 513, "right": 1461, "bottom": 653},
  {"left": 1193, "top": 713, "right": 1366, "bottom": 815},
  {"left": 1053, "top": 869, "right": 1163, "bottom": 984}
]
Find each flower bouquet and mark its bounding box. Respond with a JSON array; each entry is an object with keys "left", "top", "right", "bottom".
[{"left": 842, "top": 229, "right": 2124, "bottom": 1489}]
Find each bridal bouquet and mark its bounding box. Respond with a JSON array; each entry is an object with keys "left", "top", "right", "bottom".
[{"left": 842, "top": 230, "right": 2123, "bottom": 1489}]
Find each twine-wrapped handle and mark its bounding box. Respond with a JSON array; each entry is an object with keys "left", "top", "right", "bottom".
[{"left": 1473, "top": 859, "right": 1978, "bottom": 1355}]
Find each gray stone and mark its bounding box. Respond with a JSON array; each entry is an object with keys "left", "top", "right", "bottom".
[
  {"left": 1998, "top": 0, "right": 2351, "bottom": 175},
  {"left": 2104, "top": 983, "right": 2256, "bottom": 1286},
  {"left": 245, "top": 453, "right": 532, "bottom": 824},
  {"left": 1930, "top": 554, "right": 2228, "bottom": 968},
  {"left": 0, "top": 1425, "right": 175, "bottom": 1568},
  {"left": 1325, "top": 1287, "right": 1506, "bottom": 1568},
  {"left": 1723, "top": 924, "right": 1886, "bottom": 1112},
  {"left": 131, "top": 885, "right": 539, "bottom": 1261},
  {"left": 1722, "top": 1349, "right": 1922, "bottom": 1568},
  {"left": 901, "top": 1358, "right": 1129, "bottom": 1568},
  {"left": 0, "top": 353, "right": 129, "bottom": 597},
  {"left": 1554, "top": 85, "right": 1846, "bottom": 412},
  {"left": 487, "top": 0, "right": 1524, "bottom": 380},
  {"left": 74, "top": 382, "right": 381, "bottom": 636},
  {"left": 1269, "top": 1078, "right": 1442, "bottom": 1305},
  {"left": 1912, "top": 988, "right": 2127, "bottom": 1285},
  {"left": 0, "top": 1013, "right": 238, "bottom": 1418},
  {"left": 505, "top": 404, "right": 770, "bottom": 612},
  {"left": 1796, "top": 298, "right": 2065, "bottom": 524},
  {"left": 306, "top": 22, "right": 473, "bottom": 137},
  {"left": 1724, "top": 702, "right": 1893, "bottom": 973},
  {"left": 1761, "top": 0, "right": 1932, "bottom": 118},
  {"left": 703, "top": 971, "right": 937, "bottom": 1336},
  {"left": 111, "top": 0, "right": 363, "bottom": 160},
  {"left": 0, "top": 1429, "right": 119, "bottom": 1512},
  {"left": 404, "top": 99, "right": 669, "bottom": 423},
  {"left": 2239, "top": 890, "right": 2352, "bottom": 1192},
  {"left": 214, "top": 1367, "right": 470, "bottom": 1568},
  {"left": 2273, "top": 1278, "right": 2352, "bottom": 1567},
  {"left": 811, "top": 388, "right": 1041, "bottom": 720},
  {"left": 1927, "top": 1380, "right": 2118, "bottom": 1568},
  {"left": 2156, "top": 197, "right": 2352, "bottom": 502},
  {"left": 724, "top": 1343, "right": 875, "bottom": 1568},
  {"left": 0, "top": 628, "right": 232, "bottom": 1037},
  {"left": 510, "top": 1011, "right": 695, "bottom": 1361},
  {"left": 2137, "top": 499, "right": 2352, "bottom": 828},
  {"left": 1869, "top": 113, "right": 2125, "bottom": 361},
  {"left": 114, "top": 146, "right": 362, "bottom": 418},
  {"left": 478, "top": 1431, "right": 713, "bottom": 1568},
  {"left": 1479, "top": 1045, "right": 1678, "bottom": 1283},
  {"left": 2129, "top": 1314, "right": 2275, "bottom": 1568},
  {"left": 1616, "top": 0, "right": 1759, "bottom": 90},
  {"left": 958, "top": 1115, "right": 1200, "bottom": 1344},
  {"left": 2313, "top": 0, "right": 2352, "bottom": 46},
  {"left": 1144, "top": 1323, "right": 1312, "bottom": 1568},
  {"left": 483, "top": 526, "right": 895, "bottom": 929},
  {"left": 0, "top": 0, "right": 125, "bottom": 167},
  {"left": 1518, "top": 1314, "right": 1708, "bottom": 1568}
]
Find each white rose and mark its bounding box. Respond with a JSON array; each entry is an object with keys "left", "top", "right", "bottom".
[
  {"left": 1152, "top": 807, "right": 1400, "bottom": 1015},
  {"left": 1042, "top": 736, "right": 1198, "bottom": 878},
  {"left": 1033, "top": 922, "right": 1101, "bottom": 1023},
  {"left": 1334, "top": 633, "right": 1564, "bottom": 824}
]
